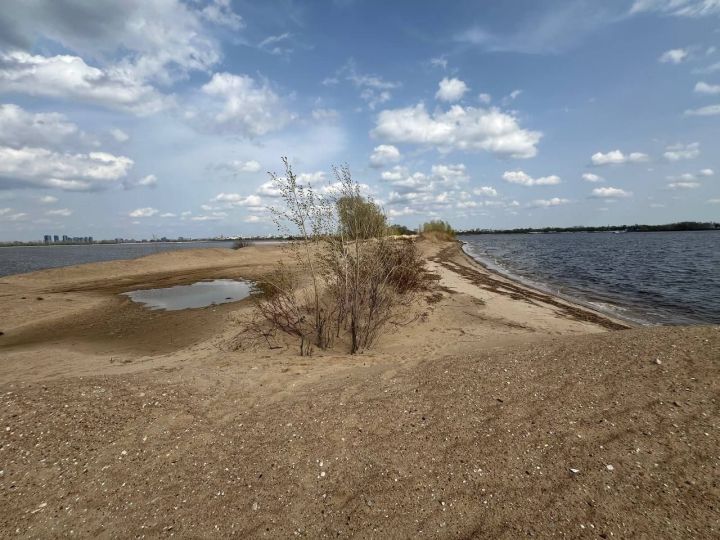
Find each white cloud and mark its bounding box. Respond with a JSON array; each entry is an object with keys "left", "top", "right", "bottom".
[
  {"left": 659, "top": 48, "right": 689, "bottom": 63},
  {"left": 528, "top": 197, "right": 571, "bottom": 208},
  {"left": 200, "top": 72, "right": 292, "bottom": 137},
  {"left": 311, "top": 108, "right": 339, "bottom": 122},
  {"left": 582, "top": 173, "right": 603, "bottom": 182},
  {"left": 699, "top": 168, "right": 714, "bottom": 176},
  {"left": 258, "top": 33, "right": 293, "bottom": 56},
  {"left": 631, "top": 0, "right": 720, "bottom": 17},
  {"left": 244, "top": 215, "right": 262, "bottom": 223},
  {"left": 0, "top": 51, "right": 169, "bottom": 115},
  {"left": 502, "top": 170, "right": 561, "bottom": 186},
  {"left": 46, "top": 208, "right": 72, "bottom": 217},
  {"left": 137, "top": 174, "right": 158, "bottom": 187},
  {"left": 297, "top": 171, "right": 327, "bottom": 185},
  {"left": 436, "top": 77, "right": 469, "bottom": 102},
  {"left": 110, "top": 129, "right": 129, "bottom": 143},
  {"left": 39, "top": 195, "right": 58, "bottom": 204},
  {"left": 200, "top": 0, "right": 244, "bottom": 30},
  {"left": 0, "top": 0, "right": 228, "bottom": 87},
  {"left": 663, "top": 142, "right": 700, "bottom": 161},
  {"left": 429, "top": 56, "right": 448, "bottom": 70},
  {"left": 708, "top": 198, "right": 720, "bottom": 204},
  {"left": 256, "top": 181, "right": 282, "bottom": 198},
  {"left": 334, "top": 60, "right": 400, "bottom": 110},
  {"left": 591, "top": 187, "right": 632, "bottom": 198},
  {"left": 0, "top": 208, "right": 27, "bottom": 221},
  {"left": 473, "top": 186, "right": 498, "bottom": 197},
  {"left": 684, "top": 104, "right": 720, "bottom": 115},
  {"left": 694, "top": 81, "right": 720, "bottom": 94},
  {"left": 430, "top": 164, "right": 469, "bottom": 185},
  {"left": 668, "top": 181, "right": 701, "bottom": 189},
  {"left": 507, "top": 89, "right": 522, "bottom": 101},
  {"left": 0, "top": 146, "right": 133, "bottom": 191},
  {"left": 213, "top": 193, "right": 263, "bottom": 207},
  {"left": 372, "top": 103, "right": 541, "bottom": 159},
  {"left": 591, "top": 150, "right": 649, "bottom": 165},
  {"left": 160, "top": 212, "right": 176, "bottom": 218},
  {"left": 129, "top": 207, "right": 158, "bottom": 217},
  {"left": 478, "top": 93, "right": 492, "bottom": 104},
  {"left": 369, "top": 144, "right": 401, "bottom": 167},
  {"left": 0, "top": 103, "right": 87, "bottom": 149}
]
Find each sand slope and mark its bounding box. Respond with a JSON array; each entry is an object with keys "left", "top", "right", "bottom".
[{"left": 1, "top": 241, "right": 718, "bottom": 538}]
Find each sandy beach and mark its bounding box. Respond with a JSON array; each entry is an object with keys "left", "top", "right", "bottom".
[{"left": 1, "top": 240, "right": 718, "bottom": 538}]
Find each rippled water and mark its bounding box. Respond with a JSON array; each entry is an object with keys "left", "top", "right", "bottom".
[
  {"left": 122, "top": 279, "right": 254, "bottom": 311},
  {"left": 461, "top": 231, "right": 720, "bottom": 325},
  {"left": 0, "top": 241, "right": 234, "bottom": 277}
]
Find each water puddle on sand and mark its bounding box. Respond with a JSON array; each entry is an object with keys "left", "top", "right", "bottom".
[{"left": 122, "top": 279, "right": 253, "bottom": 311}]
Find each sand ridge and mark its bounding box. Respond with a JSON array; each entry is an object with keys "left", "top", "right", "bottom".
[{"left": 0, "top": 240, "right": 718, "bottom": 538}]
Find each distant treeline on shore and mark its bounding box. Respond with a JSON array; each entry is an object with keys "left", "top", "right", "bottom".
[{"left": 459, "top": 221, "right": 720, "bottom": 235}]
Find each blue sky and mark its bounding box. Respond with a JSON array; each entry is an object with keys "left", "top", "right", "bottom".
[{"left": 0, "top": 0, "right": 718, "bottom": 240}]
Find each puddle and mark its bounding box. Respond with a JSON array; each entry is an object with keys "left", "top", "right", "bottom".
[{"left": 122, "top": 279, "right": 253, "bottom": 311}]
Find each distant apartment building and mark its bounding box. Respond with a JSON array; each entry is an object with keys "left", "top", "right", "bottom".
[
  {"left": 53, "top": 235, "right": 59, "bottom": 243},
  {"left": 43, "top": 235, "right": 52, "bottom": 244}
]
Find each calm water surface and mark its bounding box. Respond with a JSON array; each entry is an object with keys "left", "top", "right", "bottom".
[
  {"left": 0, "top": 241, "right": 234, "bottom": 277},
  {"left": 461, "top": 231, "right": 720, "bottom": 325},
  {"left": 122, "top": 279, "right": 253, "bottom": 311}
]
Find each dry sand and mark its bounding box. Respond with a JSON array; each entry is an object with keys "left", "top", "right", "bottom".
[{"left": 0, "top": 240, "right": 718, "bottom": 538}]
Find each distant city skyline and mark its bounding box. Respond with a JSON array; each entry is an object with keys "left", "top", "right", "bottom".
[{"left": 1, "top": 0, "right": 719, "bottom": 241}]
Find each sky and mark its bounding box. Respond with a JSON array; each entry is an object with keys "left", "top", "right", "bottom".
[{"left": 0, "top": 0, "right": 719, "bottom": 241}]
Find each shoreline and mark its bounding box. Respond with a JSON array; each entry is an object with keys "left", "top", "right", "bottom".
[{"left": 457, "top": 239, "right": 643, "bottom": 328}]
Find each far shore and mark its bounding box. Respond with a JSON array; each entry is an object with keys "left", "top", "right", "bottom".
[{"left": 0, "top": 239, "right": 717, "bottom": 538}]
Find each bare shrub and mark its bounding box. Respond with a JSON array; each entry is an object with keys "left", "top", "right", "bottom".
[
  {"left": 232, "top": 238, "right": 251, "bottom": 249},
  {"left": 253, "top": 157, "right": 429, "bottom": 355}
]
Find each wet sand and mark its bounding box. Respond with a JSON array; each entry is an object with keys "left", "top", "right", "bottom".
[{"left": 0, "top": 240, "right": 718, "bottom": 537}]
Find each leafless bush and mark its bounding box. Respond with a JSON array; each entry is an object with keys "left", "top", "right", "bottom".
[
  {"left": 252, "top": 157, "right": 429, "bottom": 355},
  {"left": 232, "top": 238, "right": 251, "bottom": 249}
]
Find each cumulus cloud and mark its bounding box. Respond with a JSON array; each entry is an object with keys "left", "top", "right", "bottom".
[
  {"left": 436, "top": 77, "right": 469, "bottom": 102},
  {"left": 372, "top": 103, "right": 542, "bottom": 159},
  {"left": 0, "top": 0, "right": 229, "bottom": 86},
  {"left": 582, "top": 173, "right": 603, "bottom": 182},
  {"left": 213, "top": 193, "right": 263, "bottom": 207},
  {"left": 39, "top": 195, "right": 58, "bottom": 204},
  {"left": 0, "top": 146, "right": 133, "bottom": 191},
  {"left": 0, "top": 51, "right": 169, "bottom": 115},
  {"left": 129, "top": 207, "right": 158, "bottom": 217},
  {"left": 528, "top": 197, "right": 571, "bottom": 208},
  {"left": 663, "top": 142, "right": 700, "bottom": 161},
  {"left": 200, "top": 72, "right": 292, "bottom": 137},
  {"left": 502, "top": 170, "right": 561, "bottom": 186},
  {"left": 0, "top": 103, "right": 89, "bottom": 149},
  {"left": 473, "top": 186, "right": 498, "bottom": 197},
  {"left": 699, "top": 168, "right": 714, "bottom": 176},
  {"left": 591, "top": 187, "right": 632, "bottom": 198},
  {"left": 659, "top": 48, "right": 689, "bottom": 63},
  {"left": 478, "top": 93, "right": 492, "bottom": 104},
  {"left": 369, "top": 144, "right": 401, "bottom": 167},
  {"left": 694, "top": 81, "right": 720, "bottom": 94},
  {"left": 591, "top": 150, "right": 649, "bottom": 165}
]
